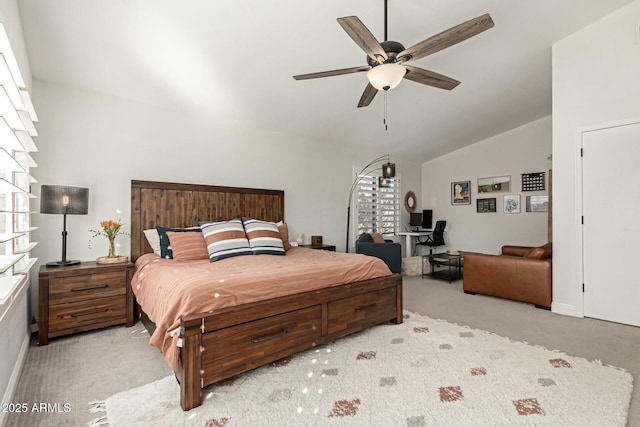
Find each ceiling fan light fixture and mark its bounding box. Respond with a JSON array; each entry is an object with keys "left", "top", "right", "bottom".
[{"left": 367, "top": 63, "right": 405, "bottom": 91}]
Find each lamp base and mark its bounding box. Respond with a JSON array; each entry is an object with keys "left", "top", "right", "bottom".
[{"left": 46, "top": 260, "right": 81, "bottom": 267}]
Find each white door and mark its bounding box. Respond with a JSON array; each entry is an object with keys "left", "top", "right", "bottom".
[{"left": 582, "top": 121, "right": 640, "bottom": 327}]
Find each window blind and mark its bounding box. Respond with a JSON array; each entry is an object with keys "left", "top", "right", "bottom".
[
  {"left": 354, "top": 171, "right": 400, "bottom": 238},
  {"left": 0, "top": 24, "right": 38, "bottom": 304}
]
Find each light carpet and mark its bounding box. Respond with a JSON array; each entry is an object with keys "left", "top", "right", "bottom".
[{"left": 89, "top": 311, "right": 633, "bottom": 426}]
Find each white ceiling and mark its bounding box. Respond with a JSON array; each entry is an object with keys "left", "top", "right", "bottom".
[{"left": 17, "top": 0, "right": 635, "bottom": 162}]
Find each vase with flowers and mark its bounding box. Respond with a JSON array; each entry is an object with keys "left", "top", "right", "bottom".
[{"left": 89, "top": 219, "right": 129, "bottom": 264}]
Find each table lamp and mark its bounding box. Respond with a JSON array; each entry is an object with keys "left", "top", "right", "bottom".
[{"left": 40, "top": 185, "right": 89, "bottom": 267}]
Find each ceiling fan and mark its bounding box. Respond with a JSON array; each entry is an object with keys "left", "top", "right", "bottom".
[{"left": 293, "top": 1, "right": 494, "bottom": 108}]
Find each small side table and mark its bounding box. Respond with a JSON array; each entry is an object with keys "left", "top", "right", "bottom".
[
  {"left": 299, "top": 244, "right": 336, "bottom": 251},
  {"left": 422, "top": 252, "right": 463, "bottom": 283},
  {"left": 38, "top": 261, "right": 134, "bottom": 345}
]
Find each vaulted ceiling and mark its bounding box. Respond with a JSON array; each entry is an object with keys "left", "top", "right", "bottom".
[{"left": 18, "top": 0, "right": 634, "bottom": 162}]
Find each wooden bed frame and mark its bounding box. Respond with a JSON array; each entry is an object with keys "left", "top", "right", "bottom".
[{"left": 130, "top": 180, "right": 403, "bottom": 411}]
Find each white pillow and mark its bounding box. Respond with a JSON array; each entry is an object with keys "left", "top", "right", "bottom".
[{"left": 143, "top": 229, "right": 161, "bottom": 255}]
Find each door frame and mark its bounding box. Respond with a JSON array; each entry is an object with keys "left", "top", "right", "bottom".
[{"left": 576, "top": 116, "right": 640, "bottom": 318}]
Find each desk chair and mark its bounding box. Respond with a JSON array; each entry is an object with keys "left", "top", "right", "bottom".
[{"left": 415, "top": 220, "right": 446, "bottom": 255}]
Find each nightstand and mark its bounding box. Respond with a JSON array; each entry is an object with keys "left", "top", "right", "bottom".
[
  {"left": 299, "top": 244, "right": 336, "bottom": 251},
  {"left": 38, "top": 261, "right": 134, "bottom": 346}
]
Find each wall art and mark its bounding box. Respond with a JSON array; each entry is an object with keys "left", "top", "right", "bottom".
[
  {"left": 525, "top": 195, "right": 548, "bottom": 212},
  {"left": 503, "top": 194, "right": 521, "bottom": 214},
  {"left": 521, "top": 172, "right": 545, "bottom": 191},
  {"left": 451, "top": 181, "right": 471, "bottom": 205},
  {"left": 477, "top": 175, "right": 511, "bottom": 193},
  {"left": 477, "top": 198, "right": 497, "bottom": 213}
]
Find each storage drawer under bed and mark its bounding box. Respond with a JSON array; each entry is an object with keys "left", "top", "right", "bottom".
[
  {"left": 201, "top": 305, "right": 323, "bottom": 384},
  {"left": 327, "top": 287, "right": 397, "bottom": 336}
]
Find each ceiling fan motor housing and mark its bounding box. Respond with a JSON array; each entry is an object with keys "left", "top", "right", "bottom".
[{"left": 367, "top": 40, "right": 406, "bottom": 66}]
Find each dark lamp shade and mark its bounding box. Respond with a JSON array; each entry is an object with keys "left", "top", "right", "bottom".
[
  {"left": 40, "top": 185, "right": 89, "bottom": 215},
  {"left": 382, "top": 162, "right": 396, "bottom": 178},
  {"left": 378, "top": 176, "right": 390, "bottom": 188}
]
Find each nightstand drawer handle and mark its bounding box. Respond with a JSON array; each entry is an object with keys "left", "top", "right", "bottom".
[
  {"left": 251, "top": 329, "right": 288, "bottom": 344},
  {"left": 70, "top": 284, "right": 109, "bottom": 292},
  {"left": 71, "top": 308, "right": 109, "bottom": 317},
  {"left": 355, "top": 303, "right": 377, "bottom": 312}
]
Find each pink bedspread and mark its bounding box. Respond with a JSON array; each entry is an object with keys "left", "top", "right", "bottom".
[{"left": 131, "top": 247, "right": 392, "bottom": 371}]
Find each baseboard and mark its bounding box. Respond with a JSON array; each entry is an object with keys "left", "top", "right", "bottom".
[
  {"left": 551, "top": 302, "right": 582, "bottom": 318},
  {"left": 0, "top": 331, "right": 29, "bottom": 427}
]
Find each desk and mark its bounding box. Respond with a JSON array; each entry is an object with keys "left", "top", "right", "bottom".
[{"left": 396, "top": 230, "right": 432, "bottom": 257}]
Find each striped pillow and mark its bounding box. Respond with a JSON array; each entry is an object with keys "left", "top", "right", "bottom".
[
  {"left": 166, "top": 231, "right": 208, "bottom": 261},
  {"left": 244, "top": 219, "right": 286, "bottom": 255},
  {"left": 200, "top": 219, "right": 253, "bottom": 262}
]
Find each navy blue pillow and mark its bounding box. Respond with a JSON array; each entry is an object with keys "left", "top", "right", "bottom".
[
  {"left": 156, "top": 226, "right": 201, "bottom": 259},
  {"left": 357, "top": 233, "right": 374, "bottom": 243}
]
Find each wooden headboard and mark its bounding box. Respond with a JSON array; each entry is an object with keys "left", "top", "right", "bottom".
[{"left": 130, "top": 180, "right": 285, "bottom": 261}]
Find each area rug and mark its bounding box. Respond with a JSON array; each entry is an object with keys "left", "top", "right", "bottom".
[{"left": 88, "top": 311, "right": 633, "bottom": 426}]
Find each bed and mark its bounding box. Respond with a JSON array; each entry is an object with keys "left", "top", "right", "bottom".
[{"left": 130, "top": 180, "right": 403, "bottom": 411}]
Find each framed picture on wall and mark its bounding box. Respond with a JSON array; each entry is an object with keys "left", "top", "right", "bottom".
[
  {"left": 477, "top": 198, "right": 497, "bottom": 213},
  {"left": 522, "top": 172, "right": 546, "bottom": 191},
  {"left": 503, "top": 194, "right": 521, "bottom": 214},
  {"left": 477, "top": 175, "right": 511, "bottom": 193},
  {"left": 451, "top": 181, "right": 471, "bottom": 205},
  {"left": 525, "top": 195, "right": 549, "bottom": 212}
]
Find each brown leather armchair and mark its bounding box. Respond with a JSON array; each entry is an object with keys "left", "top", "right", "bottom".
[{"left": 463, "top": 243, "right": 552, "bottom": 309}]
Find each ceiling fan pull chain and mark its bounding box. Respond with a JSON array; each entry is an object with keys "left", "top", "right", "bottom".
[{"left": 384, "top": 91, "right": 388, "bottom": 131}]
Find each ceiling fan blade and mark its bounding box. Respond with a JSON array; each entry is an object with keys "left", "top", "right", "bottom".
[
  {"left": 293, "top": 66, "right": 371, "bottom": 80},
  {"left": 398, "top": 13, "right": 494, "bottom": 63},
  {"left": 403, "top": 65, "right": 460, "bottom": 90},
  {"left": 357, "top": 83, "right": 378, "bottom": 108},
  {"left": 337, "top": 16, "right": 387, "bottom": 63}
]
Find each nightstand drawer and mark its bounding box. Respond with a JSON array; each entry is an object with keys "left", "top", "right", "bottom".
[
  {"left": 48, "top": 295, "right": 126, "bottom": 334},
  {"left": 49, "top": 271, "right": 126, "bottom": 305}
]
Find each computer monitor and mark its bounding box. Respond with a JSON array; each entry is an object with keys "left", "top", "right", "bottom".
[
  {"left": 422, "top": 209, "right": 433, "bottom": 229},
  {"left": 409, "top": 212, "right": 422, "bottom": 228}
]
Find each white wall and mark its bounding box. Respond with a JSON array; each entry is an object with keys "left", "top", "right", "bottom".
[
  {"left": 422, "top": 116, "right": 551, "bottom": 255},
  {"left": 552, "top": 0, "right": 640, "bottom": 316},
  {"left": 0, "top": 278, "right": 29, "bottom": 427},
  {"left": 30, "top": 80, "right": 422, "bottom": 313}
]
